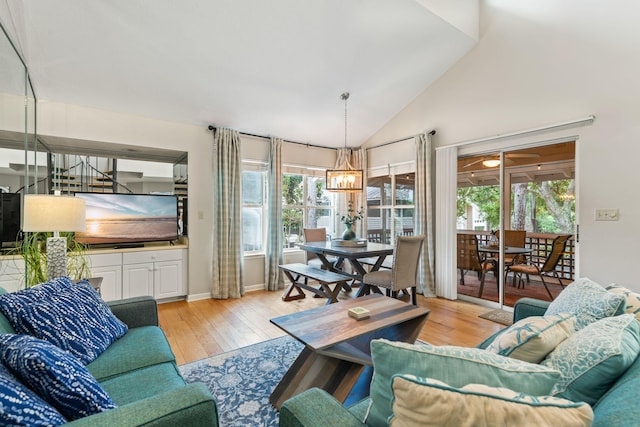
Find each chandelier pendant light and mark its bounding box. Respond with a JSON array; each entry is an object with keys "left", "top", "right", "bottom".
[{"left": 326, "top": 92, "right": 364, "bottom": 192}]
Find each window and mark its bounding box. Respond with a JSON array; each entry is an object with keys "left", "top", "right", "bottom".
[
  {"left": 366, "top": 173, "right": 415, "bottom": 243},
  {"left": 242, "top": 168, "right": 266, "bottom": 252},
  {"left": 282, "top": 173, "right": 334, "bottom": 249}
]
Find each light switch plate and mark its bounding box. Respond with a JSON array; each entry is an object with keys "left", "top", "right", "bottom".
[{"left": 595, "top": 209, "right": 619, "bottom": 221}]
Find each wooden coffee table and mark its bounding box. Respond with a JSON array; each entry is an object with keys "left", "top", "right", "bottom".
[{"left": 269, "top": 294, "right": 430, "bottom": 409}]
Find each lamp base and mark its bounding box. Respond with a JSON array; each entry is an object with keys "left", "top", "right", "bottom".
[{"left": 46, "top": 236, "right": 68, "bottom": 280}]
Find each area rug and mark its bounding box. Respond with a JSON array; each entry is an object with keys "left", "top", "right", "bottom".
[
  {"left": 478, "top": 309, "right": 513, "bottom": 326},
  {"left": 179, "top": 336, "right": 303, "bottom": 426}
]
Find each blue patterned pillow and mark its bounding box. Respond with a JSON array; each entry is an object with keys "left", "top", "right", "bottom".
[
  {"left": 0, "top": 363, "right": 68, "bottom": 426},
  {"left": 606, "top": 284, "right": 640, "bottom": 321},
  {"left": 541, "top": 314, "right": 640, "bottom": 405},
  {"left": 545, "top": 277, "right": 626, "bottom": 330},
  {"left": 8, "top": 280, "right": 127, "bottom": 364},
  {"left": 0, "top": 277, "right": 74, "bottom": 332},
  {"left": 0, "top": 334, "right": 117, "bottom": 420}
]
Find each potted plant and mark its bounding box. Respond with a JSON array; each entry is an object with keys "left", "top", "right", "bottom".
[
  {"left": 337, "top": 201, "right": 364, "bottom": 240},
  {"left": 14, "top": 231, "right": 91, "bottom": 288}
]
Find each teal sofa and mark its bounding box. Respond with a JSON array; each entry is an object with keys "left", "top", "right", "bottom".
[
  {"left": 0, "top": 287, "right": 219, "bottom": 426},
  {"left": 280, "top": 297, "right": 640, "bottom": 427}
]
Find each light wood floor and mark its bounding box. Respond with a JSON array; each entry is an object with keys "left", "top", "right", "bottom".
[{"left": 158, "top": 290, "right": 507, "bottom": 366}]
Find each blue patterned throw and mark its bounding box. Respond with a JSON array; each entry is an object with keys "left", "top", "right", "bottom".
[
  {"left": 0, "top": 278, "right": 127, "bottom": 364},
  {"left": 0, "top": 363, "right": 68, "bottom": 426},
  {"left": 0, "top": 333, "right": 117, "bottom": 420}
]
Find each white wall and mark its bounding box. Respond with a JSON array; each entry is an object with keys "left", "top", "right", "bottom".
[
  {"left": 33, "top": 101, "right": 216, "bottom": 298},
  {"left": 365, "top": 0, "right": 640, "bottom": 290}
]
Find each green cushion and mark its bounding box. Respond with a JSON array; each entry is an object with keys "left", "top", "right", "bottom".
[
  {"left": 389, "top": 375, "right": 593, "bottom": 427},
  {"left": 86, "top": 326, "right": 176, "bottom": 382},
  {"left": 545, "top": 278, "right": 626, "bottom": 330},
  {"left": 485, "top": 313, "right": 576, "bottom": 363},
  {"left": 542, "top": 314, "right": 640, "bottom": 405},
  {"left": 100, "top": 362, "right": 185, "bottom": 406},
  {"left": 366, "top": 339, "right": 561, "bottom": 427}
]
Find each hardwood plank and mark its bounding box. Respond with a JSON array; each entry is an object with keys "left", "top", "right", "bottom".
[{"left": 157, "top": 290, "right": 506, "bottom": 365}]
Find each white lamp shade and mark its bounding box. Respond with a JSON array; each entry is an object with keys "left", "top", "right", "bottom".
[{"left": 23, "top": 194, "right": 86, "bottom": 232}]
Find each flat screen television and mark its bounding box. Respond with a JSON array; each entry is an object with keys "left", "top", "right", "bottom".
[
  {"left": 0, "top": 193, "right": 21, "bottom": 248},
  {"left": 74, "top": 193, "right": 179, "bottom": 246}
]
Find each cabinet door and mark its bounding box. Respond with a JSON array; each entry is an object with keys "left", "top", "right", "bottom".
[
  {"left": 122, "top": 263, "right": 154, "bottom": 298},
  {"left": 90, "top": 265, "right": 122, "bottom": 301},
  {"left": 154, "top": 260, "right": 184, "bottom": 299}
]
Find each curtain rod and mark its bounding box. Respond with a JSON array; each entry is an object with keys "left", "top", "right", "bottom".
[
  {"left": 435, "top": 115, "right": 595, "bottom": 150},
  {"left": 207, "top": 125, "right": 331, "bottom": 150},
  {"left": 366, "top": 129, "right": 436, "bottom": 151}
]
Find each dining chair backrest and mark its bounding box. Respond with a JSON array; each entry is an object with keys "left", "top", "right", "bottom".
[
  {"left": 303, "top": 228, "right": 327, "bottom": 262},
  {"left": 502, "top": 230, "right": 526, "bottom": 248},
  {"left": 540, "top": 234, "right": 571, "bottom": 273},
  {"left": 391, "top": 235, "right": 425, "bottom": 289},
  {"left": 456, "top": 233, "right": 483, "bottom": 272}
]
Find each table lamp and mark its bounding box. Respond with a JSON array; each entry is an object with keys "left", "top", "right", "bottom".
[{"left": 23, "top": 194, "right": 86, "bottom": 280}]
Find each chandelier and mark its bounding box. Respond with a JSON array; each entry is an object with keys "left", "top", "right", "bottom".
[{"left": 326, "top": 92, "right": 363, "bottom": 192}]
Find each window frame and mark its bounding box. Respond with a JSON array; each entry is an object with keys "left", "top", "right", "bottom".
[{"left": 241, "top": 162, "right": 267, "bottom": 254}]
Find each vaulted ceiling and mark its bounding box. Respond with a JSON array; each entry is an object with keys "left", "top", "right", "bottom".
[{"left": 0, "top": 0, "right": 478, "bottom": 148}]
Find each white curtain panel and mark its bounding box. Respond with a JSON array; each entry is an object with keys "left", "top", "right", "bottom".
[
  {"left": 265, "top": 138, "right": 284, "bottom": 291},
  {"left": 435, "top": 145, "right": 458, "bottom": 299},
  {"left": 414, "top": 131, "right": 436, "bottom": 297},
  {"left": 212, "top": 128, "right": 243, "bottom": 299}
]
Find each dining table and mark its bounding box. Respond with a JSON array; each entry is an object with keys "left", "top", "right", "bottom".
[
  {"left": 478, "top": 245, "right": 534, "bottom": 286},
  {"left": 298, "top": 240, "right": 394, "bottom": 296}
]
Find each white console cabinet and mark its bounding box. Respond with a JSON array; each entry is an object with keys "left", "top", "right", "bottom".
[
  {"left": 0, "top": 247, "right": 187, "bottom": 302},
  {"left": 87, "top": 253, "right": 123, "bottom": 301},
  {"left": 122, "top": 249, "right": 186, "bottom": 300}
]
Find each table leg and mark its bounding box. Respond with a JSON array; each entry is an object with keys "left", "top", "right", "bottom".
[{"left": 281, "top": 271, "right": 306, "bottom": 301}]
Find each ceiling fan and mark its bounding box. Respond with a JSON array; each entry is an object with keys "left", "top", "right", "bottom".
[{"left": 463, "top": 153, "right": 540, "bottom": 168}]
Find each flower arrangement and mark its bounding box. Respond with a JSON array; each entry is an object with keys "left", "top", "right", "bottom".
[{"left": 338, "top": 200, "right": 364, "bottom": 226}]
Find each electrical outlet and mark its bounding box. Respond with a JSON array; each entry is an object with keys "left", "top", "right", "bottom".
[{"left": 595, "top": 209, "right": 619, "bottom": 221}]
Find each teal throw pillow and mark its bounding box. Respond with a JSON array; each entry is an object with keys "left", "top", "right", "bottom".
[
  {"left": 0, "top": 363, "right": 67, "bottom": 426},
  {"left": 545, "top": 277, "right": 626, "bottom": 330},
  {"left": 0, "top": 333, "right": 117, "bottom": 420},
  {"left": 541, "top": 314, "right": 640, "bottom": 405},
  {"left": 366, "top": 339, "right": 561, "bottom": 427},
  {"left": 485, "top": 313, "right": 576, "bottom": 363}
]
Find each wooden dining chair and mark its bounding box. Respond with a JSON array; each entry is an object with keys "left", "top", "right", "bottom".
[
  {"left": 302, "top": 228, "right": 331, "bottom": 269},
  {"left": 488, "top": 229, "right": 527, "bottom": 285},
  {"left": 361, "top": 235, "right": 424, "bottom": 305},
  {"left": 457, "top": 233, "right": 498, "bottom": 298},
  {"left": 507, "top": 234, "right": 571, "bottom": 301}
]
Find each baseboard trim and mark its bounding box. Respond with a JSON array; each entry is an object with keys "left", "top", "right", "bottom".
[{"left": 186, "top": 292, "right": 212, "bottom": 302}]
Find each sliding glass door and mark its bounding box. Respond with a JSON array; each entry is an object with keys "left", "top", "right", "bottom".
[{"left": 456, "top": 141, "right": 575, "bottom": 307}]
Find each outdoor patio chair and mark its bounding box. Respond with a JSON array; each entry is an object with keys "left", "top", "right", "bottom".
[
  {"left": 361, "top": 235, "right": 424, "bottom": 305},
  {"left": 457, "top": 233, "right": 498, "bottom": 298},
  {"left": 506, "top": 234, "right": 572, "bottom": 301},
  {"left": 488, "top": 229, "right": 527, "bottom": 285}
]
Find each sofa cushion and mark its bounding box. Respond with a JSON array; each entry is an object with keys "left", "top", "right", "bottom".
[
  {"left": 101, "top": 362, "right": 186, "bottom": 406},
  {"left": 87, "top": 326, "right": 176, "bottom": 382},
  {"left": 0, "top": 363, "right": 68, "bottom": 426},
  {"left": 0, "top": 333, "right": 117, "bottom": 420},
  {"left": 541, "top": 314, "right": 640, "bottom": 405},
  {"left": 388, "top": 375, "right": 593, "bottom": 427},
  {"left": 485, "top": 312, "right": 576, "bottom": 363},
  {"left": 606, "top": 284, "right": 640, "bottom": 321},
  {"left": 3, "top": 280, "right": 128, "bottom": 364},
  {"left": 545, "top": 277, "right": 626, "bottom": 330},
  {"left": 366, "top": 339, "right": 561, "bottom": 427}
]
